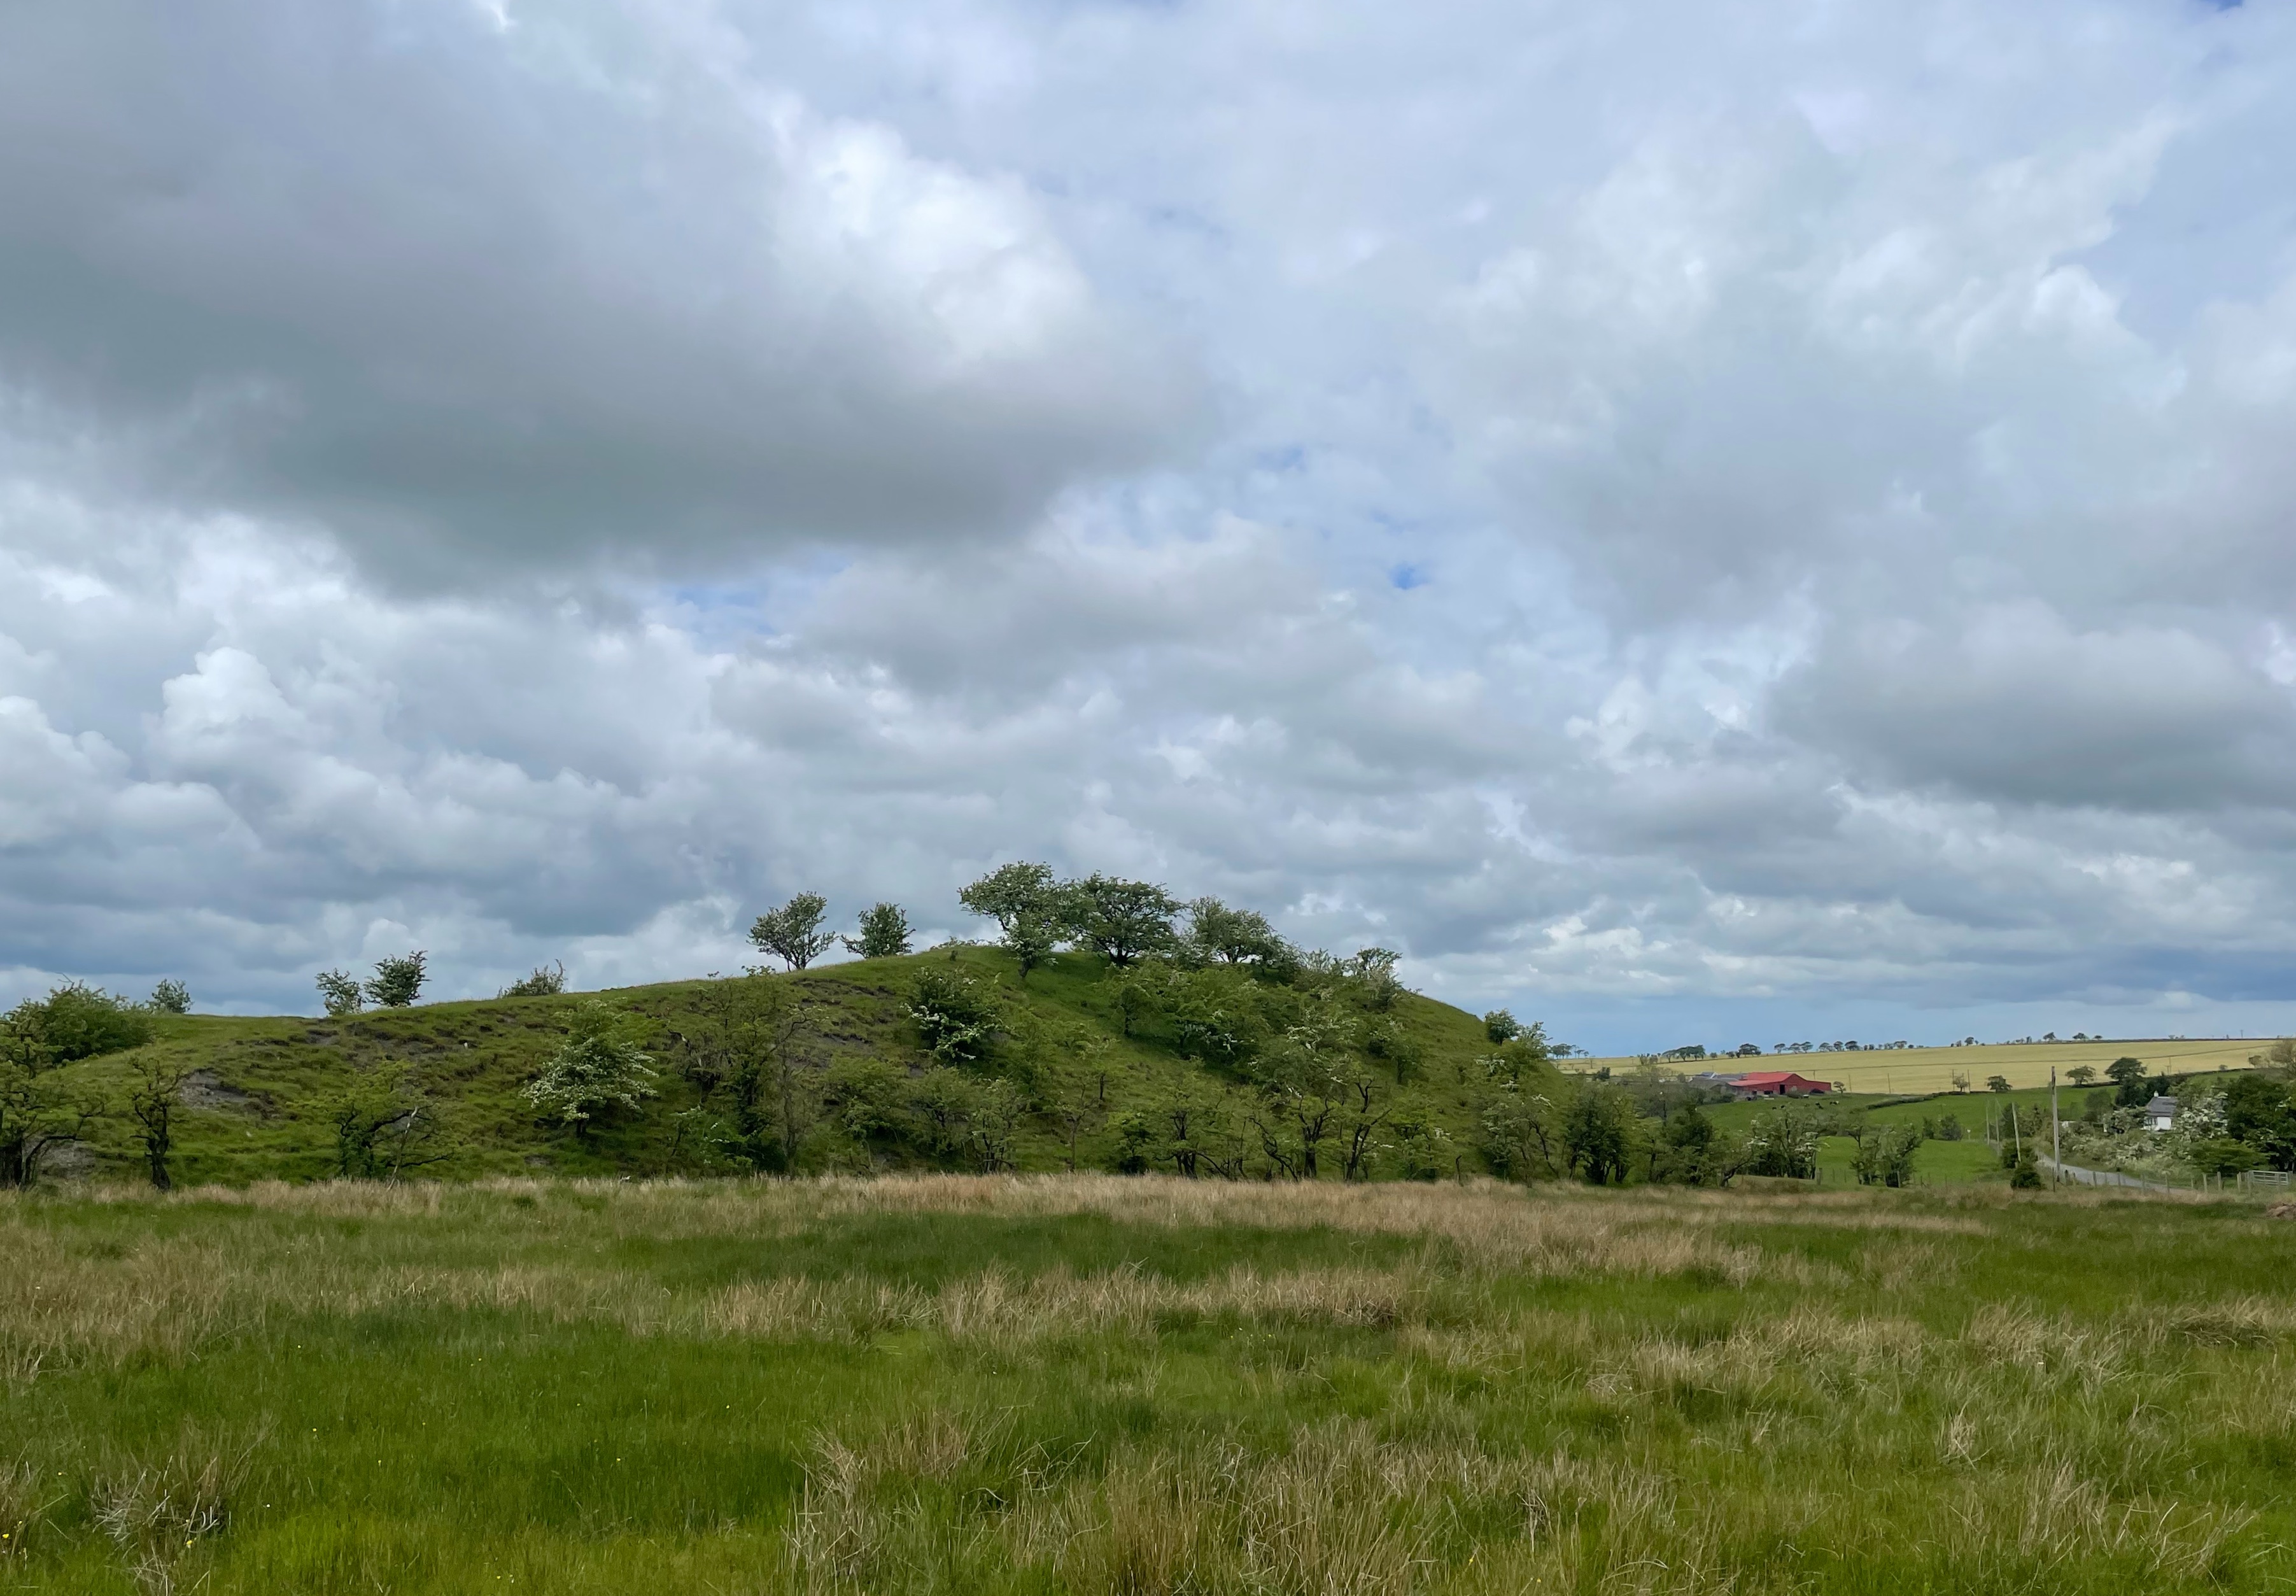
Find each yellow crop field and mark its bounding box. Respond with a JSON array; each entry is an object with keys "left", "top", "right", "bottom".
[{"left": 1577, "top": 1035, "right": 2283, "bottom": 1093}]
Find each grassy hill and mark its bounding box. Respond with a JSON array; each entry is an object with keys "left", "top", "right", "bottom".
[{"left": 34, "top": 947, "right": 1514, "bottom": 1187}]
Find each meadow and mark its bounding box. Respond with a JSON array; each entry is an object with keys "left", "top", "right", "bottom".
[
  {"left": 1579, "top": 1037, "right": 2272, "bottom": 1093},
  {"left": 7, "top": 1175, "right": 2296, "bottom": 1594}
]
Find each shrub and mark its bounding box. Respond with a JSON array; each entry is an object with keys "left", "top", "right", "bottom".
[
  {"left": 1744, "top": 1101, "right": 1820, "bottom": 1180},
  {"left": 1348, "top": 948, "right": 1404, "bottom": 1012},
  {"left": 1, "top": 1014, "right": 103, "bottom": 1187},
  {"left": 1852, "top": 1122, "right": 1921, "bottom": 1187},
  {"left": 523, "top": 1002, "right": 658, "bottom": 1129},
  {"left": 908, "top": 1068, "right": 1025, "bottom": 1171},
  {"left": 147, "top": 979, "right": 191, "bottom": 1015},
  {"left": 2189, "top": 1136, "right": 2262, "bottom": 1178},
  {"left": 1563, "top": 1084, "right": 1637, "bottom": 1185},
  {"left": 1479, "top": 1078, "right": 1562, "bottom": 1180},
  {"left": 908, "top": 967, "right": 999, "bottom": 1065},
  {"left": 1652, "top": 1104, "right": 1740, "bottom": 1187},
  {"left": 365, "top": 951, "right": 428, "bottom": 1008},
  {"left": 499, "top": 961, "right": 567, "bottom": 998},
  {"left": 1362, "top": 1019, "right": 1421, "bottom": 1084},
  {"left": 1483, "top": 1009, "right": 1521, "bottom": 1045},
  {"left": 822, "top": 1057, "right": 910, "bottom": 1145},
  {"left": 1388, "top": 1115, "right": 1447, "bottom": 1181},
  {"left": 316, "top": 970, "right": 364, "bottom": 1016},
  {"left": 843, "top": 903, "right": 914, "bottom": 961},
  {"left": 6, "top": 983, "right": 154, "bottom": 1063},
  {"left": 1180, "top": 898, "right": 1293, "bottom": 973},
  {"left": 327, "top": 1061, "right": 450, "bottom": 1179},
  {"left": 1163, "top": 966, "right": 1265, "bottom": 1068}
]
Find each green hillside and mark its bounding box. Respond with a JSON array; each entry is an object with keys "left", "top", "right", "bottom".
[{"left": 26, "top": 947, "right": 1530, "bottom": 1187}]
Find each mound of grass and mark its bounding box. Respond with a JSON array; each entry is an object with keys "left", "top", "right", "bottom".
[
  {"left": 4, "top": 1176, "right": 2294, "bottom": 1592},
  {"left": 28, "top": 948, "right": 1511, "bottom": 1186}
]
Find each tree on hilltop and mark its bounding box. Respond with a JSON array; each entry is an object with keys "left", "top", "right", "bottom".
[
  {"left": 750, "top": 893, "right": 836, "bottom": 971},
  {"left": 961, "top": 863, "right": 1066, "bottom": 980},
  {"left": 1181, "top": 898, "right": 1291, "bottom": 970},
  {"left": 842, "top": 902, "right": 913, "bottom": 961},
  {"left": 1062, "top": 874, "right": 1180, "bottom": 966},
  {"left": 365, "top": 951, "right": 428, "bottom": 1008}
]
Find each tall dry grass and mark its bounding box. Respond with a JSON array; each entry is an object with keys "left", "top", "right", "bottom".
[{"left": 4, "top": 1174, "right": 2292, "bottom": 1593}]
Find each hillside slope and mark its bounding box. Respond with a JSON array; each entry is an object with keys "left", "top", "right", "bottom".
[{"left": 36, "top": 947, "right": 1530, "bottom": 1186}]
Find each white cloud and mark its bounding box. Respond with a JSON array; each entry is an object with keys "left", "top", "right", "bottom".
[{"left": 4, "top": 0, "right": 2296, "bottom": 1049}]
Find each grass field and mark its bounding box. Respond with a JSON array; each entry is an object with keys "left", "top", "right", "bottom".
[
  {"left": 8, "top": 1175, "right": 2296, "bottom": 1594},
  {"left": 1579, "top": 1036, "right": 2278, "bottom": 1093},
  {"left": 29, "top": 949, "right": 1505, "bottom": 1185}
]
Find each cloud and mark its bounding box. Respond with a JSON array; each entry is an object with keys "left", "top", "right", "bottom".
[
  {"left": 4, "top": 0, "right": 2296, "bottom": 1047},
  {"left": 0, "top": 1, "right": 1191, "bottom": 579},
  {"left": 1776, "top": 604, "right": 2296, "bottom": 810}
]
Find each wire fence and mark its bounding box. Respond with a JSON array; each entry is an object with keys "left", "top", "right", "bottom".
[{"left": 2035, "top": 1154, "right": 2290, "bottom": 1197}]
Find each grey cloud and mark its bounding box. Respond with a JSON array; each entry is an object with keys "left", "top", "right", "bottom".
[
  {"left": 0, "top": 1, "right": 1192, "bottom": 578},
  {"left": 1775, "top": 605, "right": 2296, "bottom": 810},
  {"left": 8, "top": 0, "right": 2296, "bottom": 1046}
]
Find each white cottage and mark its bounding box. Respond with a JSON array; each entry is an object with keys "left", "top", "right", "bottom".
[{"left": 2143, "top": 1095, "right": 2178, "bottom": 1133}]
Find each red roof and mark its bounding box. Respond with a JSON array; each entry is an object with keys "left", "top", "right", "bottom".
[{"left": 1733, "top": 1071, "right": 1831, "bottom": 1092}]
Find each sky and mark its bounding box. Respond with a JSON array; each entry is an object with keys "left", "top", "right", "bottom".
[{"left": 4, "top": 0, "right": 2296, "bottom": 1054}]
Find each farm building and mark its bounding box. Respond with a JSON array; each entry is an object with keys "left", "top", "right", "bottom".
[
  {"left": 2144, "top": 1095, "right": 2178, "bottom": 1133},
  {"left": 1733, "top": 1071, "right": 1833, "bottom": 1097}
]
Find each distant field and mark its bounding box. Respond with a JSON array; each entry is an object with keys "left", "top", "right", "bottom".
[
  {"left": 8, "top": 1175, "right": 2296, "bottom": 1594},
  {"left": 1578, "top": 1035, "right": 2279, "bottom": 1092}
]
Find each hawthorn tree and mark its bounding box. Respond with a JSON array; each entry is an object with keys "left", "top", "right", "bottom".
[
  {"left": 750, "top": 894, "right": 836, "bottom": 971},
  {"left": 125, "top": 1055, "right": 195, "bottom": 1190},
  {"left": 316, "top": 970, "right": 364, "bottom": 1016},
  {"left": 523, "top": 1001, "right": 659, "bottom": 1134},
  {"left": 499, "top": 962, "right": 567, "bottom": 998},
  {"left": 1563, "top": 1084, "right": 1637, "bottom": 1184},
  {"left": 843, "top": 902, "right": 913, "bottom": 960},
  {"left": 0, "top": 1013, "right": 101, "bottom": 1186},
  {"left": 960, "top": 863, "right": 1064, "bottom": 980},
  {"left": 365, "top": 952, "right": 428, "bottom": 1008},
  {"left": 6, "top": 982, "right": 153, "bottom": 1061},
  {"left": 1063, "top": 874, "right": 1179, "bottom": 966},
  {"left": 1181, "top": 898, "right": 1289, "bottom": 968},
  {"left": 327, "top": 1061, "right": 451, "bottom": 1180}
]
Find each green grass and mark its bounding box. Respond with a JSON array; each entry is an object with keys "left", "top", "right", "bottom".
[
  {"left": 6, "top": 1175, "right": 2296, "bottom": 1593},
  {"left": 37, "top": 949, "right": 1507, "bottom": 1187}
]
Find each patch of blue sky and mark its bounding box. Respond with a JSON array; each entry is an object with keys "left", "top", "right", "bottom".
[{"left": 654, "top": 551, "right": 854, "bottom": 648}]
